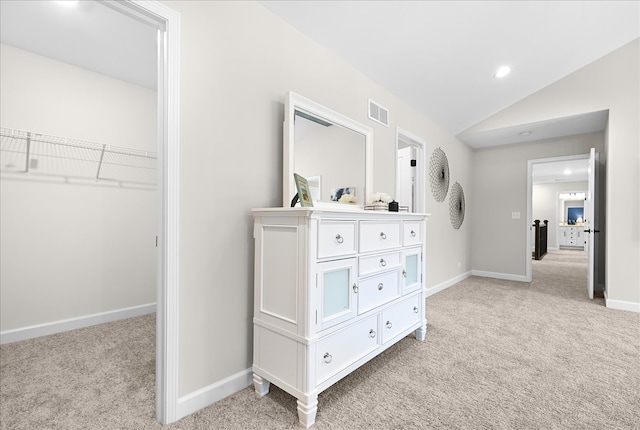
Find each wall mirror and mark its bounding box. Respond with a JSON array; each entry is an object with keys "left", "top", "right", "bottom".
[{"left": 283, "top": 91, "right": 372, "bottom": 208}]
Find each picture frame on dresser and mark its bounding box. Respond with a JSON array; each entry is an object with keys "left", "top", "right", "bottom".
[{"left": 294, "top": 173, "right": 314, "bottom": 207}]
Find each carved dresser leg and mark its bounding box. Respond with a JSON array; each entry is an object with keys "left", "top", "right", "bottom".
[
  {"left": 253, "top": 374, "right": 270, "bottom": 397},
  {"left": 297, "top": 395, "right": 318, "bottom": 428}
]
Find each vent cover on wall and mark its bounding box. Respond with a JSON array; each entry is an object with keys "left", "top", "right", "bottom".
[{"left": 368, "top": 99, "right": 389, "bottom": 127}]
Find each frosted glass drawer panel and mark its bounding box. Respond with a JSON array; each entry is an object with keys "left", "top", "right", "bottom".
[
  {"left": 317, "top": 258, "right": 358, "bottom": 331},
  {"left": 315, "top": 314, "right": 379, "bottom": 385},
  {"left": 359, "top": 251, "right": 401, "bottom": 277},
  {"left": 318, "top": 221, "right": 357, "bottom": 259},
  {"left": 359, "top": 221, "right": 401, "bottom": 253},
  {"left": 381, "top": 294, "right": 422, "bottom": 344},
  {"left": 403, "top": 222, "right": 422, "bottom": 246},
  {"left": 402, "top": 247, "right": 422, "bottom": 294},
  {"left": 357, "top": 270, "right": 401, "bottom": 314}
]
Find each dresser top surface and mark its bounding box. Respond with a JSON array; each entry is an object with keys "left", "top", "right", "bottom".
[{"left": 252, "top": 206, "right": 430, "bottom": 220}]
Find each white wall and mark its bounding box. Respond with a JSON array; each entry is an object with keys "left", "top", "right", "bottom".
[
  {"left": 466, "top": 38, "right": 639, "bottom": 307},
  {"left": 533, "top": 181, "right": 588, "bottom": 248},
  {"left": 0, "top": 44, "right": 157, "bottom": 333},
  {"left": 158, "top": 0, "right": 472, "bottom": 400}
]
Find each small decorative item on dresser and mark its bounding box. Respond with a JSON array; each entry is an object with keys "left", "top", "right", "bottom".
[
  {"left": 366, "top": 192, "right": 392, "bottom": 211},
  {"left": 388, "top": 200, "right": 399, "bottom": 212}
]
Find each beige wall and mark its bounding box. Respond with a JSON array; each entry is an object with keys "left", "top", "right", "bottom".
[
  {"left": 466, "top": 39, "right": 639, "bottom": 305},
  {"left": 0, "top": 44, "right": 157, "bottom": 331},
  {"left": 161, "top": 0, "right": 472, "bottom": 397},
  {"left": 470, "top": 133, "right": 604, "bottom": 277}
]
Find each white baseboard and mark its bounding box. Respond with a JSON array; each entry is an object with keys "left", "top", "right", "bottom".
[
  {"left": 471, "top": 270, "right": 529, "bottom": 283},
  {"left": 177, "top": 368, "right": 253, "bottom": 420},
  {"left": 426, "top": 271, "right": 472, "bottom": 297},
  {"left": 0, "top": 303, "right": 156, "bottom": 345},
  {"left": 604, "top": 296, "right": 640, "bottom": 313}
]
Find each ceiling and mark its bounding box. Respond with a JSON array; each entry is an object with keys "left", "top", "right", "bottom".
[
  {"left": 0, "top": 1, "right": 157, "bottom": 90},
  {"left": 532, "top": 158, "right": 589, "bottom": 184},
  {"left": 260, "top": 1, "right": 638, "bottom": 143},
  {"left": 0, "top": 1, "right": 637, "bottom": 160}
]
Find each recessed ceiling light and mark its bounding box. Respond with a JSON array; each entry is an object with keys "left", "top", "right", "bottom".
[
  {"left": 494, "top": 65, "right": 511, "bottom": 78},
  {"left": 563, "top": 169, "right": 572, "bottom": 175}
]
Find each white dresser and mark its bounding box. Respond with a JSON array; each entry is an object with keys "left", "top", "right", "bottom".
[
  {"left": 558, "top": 225, "right": 585, "bottom": 249},
  {"left": 252, "top": 207, "right": 427, "bottom": 428}
]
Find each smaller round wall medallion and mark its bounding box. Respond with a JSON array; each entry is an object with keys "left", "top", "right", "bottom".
[
  {"left": 449, "top": 182, "right": 465, "bottom": 230},
  {"left": 429, "top": 147, "right": 450, "bottom": 202}
]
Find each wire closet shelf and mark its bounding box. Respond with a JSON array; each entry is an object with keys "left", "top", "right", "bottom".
[{"left": 0, "top": 127, "right": 157, "bottom": 188}]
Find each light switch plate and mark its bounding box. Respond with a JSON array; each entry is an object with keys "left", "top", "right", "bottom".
[{"left": 512, "top": 212, "right": 521, "bottom": 219}]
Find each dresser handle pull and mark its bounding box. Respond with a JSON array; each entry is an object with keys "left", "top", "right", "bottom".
[
  {"left": 380, "top": 232, "right": 386, "bottom": 240},
  {"left": 369, "top": 329, "right": 376, "bottom": 338},
  {"left": 380, "top": 258, "right": 386, "bottom": 267},
  {"left": 402, "top": 270, "right": 407, "bottom": 277},
  {"left": 413, "top": 306, "right": 419, "bottom": 313},
  {"left": 378, "top": 283, "right": 384, "bottom": 291},
  {"left": 335, "top": 234, "right": 344, "bottom": 244},
  {"left": 411, "top": 230, "right": 416, "bottom": 237},
  {"left": 323, "top": 353, "right": 332, "bottom": 364},
  {"left": 386, "top": 321, "right": 393, "bottom": 329},
  {"left": 353, "top": 284, "right": 358, "bottom": 293}
]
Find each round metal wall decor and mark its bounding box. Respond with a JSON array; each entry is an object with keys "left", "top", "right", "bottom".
[
  {"left": 429, "top": 147, "right": 450, "bottom": 202},
  {"left": 449, "top": 182, "right": 465, "bottom": 230}
]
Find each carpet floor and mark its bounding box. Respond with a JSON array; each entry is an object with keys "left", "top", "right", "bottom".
[{"left": 1, "top": 249, "right": 638, "bottom": 429}]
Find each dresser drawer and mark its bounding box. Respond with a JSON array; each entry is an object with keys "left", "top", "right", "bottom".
[
  {"left": 403, "top": 221, "right": 422, "bottom": 246},
  {"left": 315, "top": 314, "right": 379, "bottom": 385},
  {"left": 359, "top": 221, "right": 401, "bottom": 253},
  {"left": 357, "top": 270, "right": 401, "bottom": 314},
  {"left": 359, "top": 251, "right": 401, "bottom": 277},
  {"left": 318, "top": 221, "right": 357, "bottom": 258},
  {"left": 381, "top": 294, "right": 422, "bottom": 344}
]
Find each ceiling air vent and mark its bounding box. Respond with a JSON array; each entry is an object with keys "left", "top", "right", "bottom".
[{"left": 368, "top": 99, "right": 389, "bottom": 127}]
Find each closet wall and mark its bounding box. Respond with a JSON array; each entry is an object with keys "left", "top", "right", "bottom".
[{"left": 0, "top": 44, "right": 157, "bottom": 335}]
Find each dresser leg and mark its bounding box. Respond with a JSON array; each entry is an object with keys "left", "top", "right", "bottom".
[
  {"left": 253, "top": 374, "right": 270, "bottom": 397},
  {"left": 297, "top": 395, "right": 318, "bottom": 428},
  {"left": 415, "top": 320, "right": 427, "bottom": 341}
]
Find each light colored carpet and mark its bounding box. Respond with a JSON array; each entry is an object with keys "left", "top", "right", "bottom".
[{"left": 2, "top": 250, "right": 639, "bottom": 429}]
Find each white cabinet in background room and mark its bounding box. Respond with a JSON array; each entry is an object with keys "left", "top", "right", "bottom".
[
  {"left": 558, "top": 225, "right": 585, "bottom": 250},
  {"left": 252, "top": 208, "right": 428, "bottom": 428}
]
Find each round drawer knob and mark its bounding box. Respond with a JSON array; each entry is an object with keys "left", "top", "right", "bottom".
[
  {"left": 380, "top": 232, "right": 387, "bottom": 240},
  {"left": 386, "top": 321, "right": 393, "bottom": 329},
  {"left": 369, "top": 329, "right": 376, "bottom": 338},
  {"left": 378, "top": 283, "right": 384, "bottom": 291},
  {"left": 380, "top": 258, "right": 386, "bottom": 267},
  {"left": 352, "top": 284, "right": 359, "bottom": 293},
  {"left": 323, "top": 352, "right": 332, "bottom": 364},
  {"left": 402, "top": 270, "right": 407, "bottom": 277},
  {"left": 413, "top": 306, "right": 419, "bottom": 313},
  {"left": 335, "top": 234, "right": 344, "bottom": 244},
  {"left": 411, "top": 230, "right": 416, "bottom": 237}
]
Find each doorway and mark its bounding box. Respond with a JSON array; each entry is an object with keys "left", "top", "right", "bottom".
[
  {"left": 527, "top": 152, "right": 601, "bottom": 299},
  {"left": 0, "top": 0, "right": 180, "bottom": 423},
  {"left": 396, "top": 128, "right": 426, "bottom": 213}
]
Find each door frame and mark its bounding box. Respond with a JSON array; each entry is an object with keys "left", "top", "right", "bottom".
[
  {"left": 526, "top": 153, "right": 589, "bottom": 282},
  {"left": 107, "top": 0, "right": 181, "bottom": 423},
  {"left": 395, "top": 128, "right": 426, "bottom": 213}
]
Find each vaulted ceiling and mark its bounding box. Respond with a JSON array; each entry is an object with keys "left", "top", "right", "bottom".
[{"left": 1, "top": 0, "right": 638, "bottom": 152}]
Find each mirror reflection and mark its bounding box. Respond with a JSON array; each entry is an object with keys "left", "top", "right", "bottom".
[{"left": 293, "top": 109, "right": 366, "bottom": 204}]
